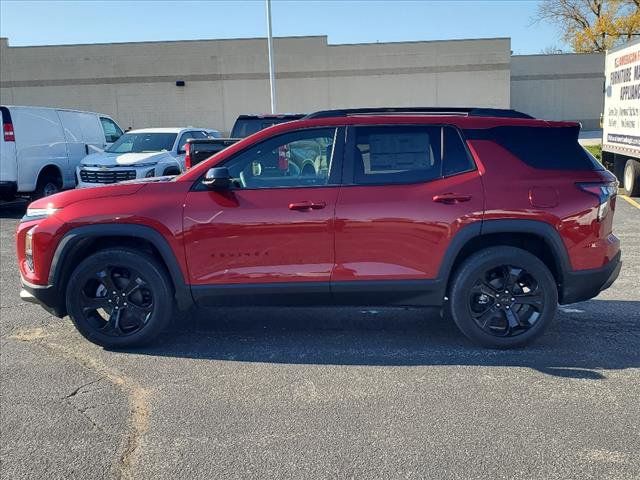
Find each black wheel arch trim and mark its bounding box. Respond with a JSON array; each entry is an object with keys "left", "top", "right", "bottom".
[
  {"left": 437, "top": 219, "right": 572, "bottom": 298},
  {"left": 49, "top": 224, "right": 193, "bottom": 313}
]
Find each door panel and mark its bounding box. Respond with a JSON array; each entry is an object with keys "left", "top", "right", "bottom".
[
  {"left": 183, "top": 187, "right": 338, "bottom": 285},
  {"left": 333, "top": 171, "right": 484, "bottom": 281},
  {"left": 57, "top": 111, "right": 90, "bottom": 186},
  {"left": 333, "top": 124, "right": 484, "bottom": 283},
  {"left": 13, "top": 107, "right": 68, "bottom": 192},
  {"left": 182, "top": 126, "right": 343, "bottom": 290}
]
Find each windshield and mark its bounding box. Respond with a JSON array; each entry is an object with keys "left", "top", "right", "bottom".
[{"left": 106, "top": 133, "right": 177, "bottom": 153}]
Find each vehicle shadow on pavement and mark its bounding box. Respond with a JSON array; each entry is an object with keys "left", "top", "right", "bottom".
[{"left": 125, "top": 299, "right": 640, "bottom": 380}]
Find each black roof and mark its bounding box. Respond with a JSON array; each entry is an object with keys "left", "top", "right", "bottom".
[
  {"left": 304, "top": 107, "right": 534, "bottom": 120},
  {"left": 236, "top": 113, "right": 306, "bottom": 120}
]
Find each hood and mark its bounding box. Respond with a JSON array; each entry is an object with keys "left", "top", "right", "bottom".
[
  {"left": 28, "top": 183, "right": 146, "bottom": 210},
  {"left": 81, "top": 151, "right": 171, "bottom": 166}
]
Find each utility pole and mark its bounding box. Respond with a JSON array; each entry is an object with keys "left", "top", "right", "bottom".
[{"left": 266, "top": 0, "right": 276, "bottom": 113}]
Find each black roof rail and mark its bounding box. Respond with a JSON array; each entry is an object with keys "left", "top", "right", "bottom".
[{"left": 304, "top": 107, "right": 534, "bottom": 120}]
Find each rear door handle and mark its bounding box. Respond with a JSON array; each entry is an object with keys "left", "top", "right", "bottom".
[
  {"left": 289, "top": 201, "right": 327, "bottom": 211},
  {"left": 433, "top": 193, "right": 472, "bottom": 204}
]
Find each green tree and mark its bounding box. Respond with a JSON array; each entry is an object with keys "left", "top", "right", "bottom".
[{"left": 536, "top": 0, "right": 639, "bottom": 53}]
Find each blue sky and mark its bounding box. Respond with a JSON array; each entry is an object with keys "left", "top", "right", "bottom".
[{"left": 0, "top": 0, "right": 564, "bottom": 55}]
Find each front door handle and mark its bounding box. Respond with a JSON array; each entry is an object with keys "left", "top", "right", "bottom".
[
  {"left": 433, "top": 193, "right": 472, "bottom": 204},
  {"left": 289, "top": 201, "right": 326, "bottom": 211}
]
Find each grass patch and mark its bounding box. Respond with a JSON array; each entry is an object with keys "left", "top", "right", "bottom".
[{"left": 585, "top": 144, "right": 602, "bottom": 162}]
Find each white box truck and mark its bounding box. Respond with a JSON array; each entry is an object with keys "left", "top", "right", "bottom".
[{"left": 602, "top": 38, "right": 640, "bottom": 196}]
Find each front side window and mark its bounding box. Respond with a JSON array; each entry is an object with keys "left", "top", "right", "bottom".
[
  {"left": 100, "top": 117, "right": 123, "bottom": 143},
  {"left": 350, "top": 125, "right": 474, "bottom": 185},
  {"left": 222, "top": 128, "right": 337, "bottom": 189},
  {"left": 106, "top": 133, "right": 177, "bottom": 154}
]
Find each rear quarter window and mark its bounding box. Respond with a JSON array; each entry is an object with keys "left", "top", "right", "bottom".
[{"left": 464, "top": 125, "right": 603, "bottom": 171}]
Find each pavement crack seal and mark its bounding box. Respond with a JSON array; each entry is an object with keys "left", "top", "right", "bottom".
[
  {"left": 9, "top": 326, "right": 150, "bottom": 480},
  {"left": 64, "top": 376, "right": 105, "bottom": 398}
]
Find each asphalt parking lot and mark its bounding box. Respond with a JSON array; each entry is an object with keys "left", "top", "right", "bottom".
[{"left": 1, "top": 195, "right": 639, "bottom": 480}]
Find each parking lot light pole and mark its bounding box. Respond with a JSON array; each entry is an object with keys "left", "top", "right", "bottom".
[{"left": 266, "top": 0, "right": 276, "bottom": 114}]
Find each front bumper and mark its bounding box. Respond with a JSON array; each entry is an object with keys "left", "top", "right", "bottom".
[
  {"left": 561, "top": 251, "right": 622, "bottom": 304},
  {"left": 76, "top": 165, "right": 158, "bottom": 188},
  {"left": 20, "top": 278, "right": 65, "bottom": 317}
]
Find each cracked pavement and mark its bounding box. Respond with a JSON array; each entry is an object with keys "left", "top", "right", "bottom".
[{"left": 1, "top": 196, "right": 639, "bottom": 479}]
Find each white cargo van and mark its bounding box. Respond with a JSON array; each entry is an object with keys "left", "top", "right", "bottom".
[{"left": 0, "top": 105, "right": 123, "bottom": 200}]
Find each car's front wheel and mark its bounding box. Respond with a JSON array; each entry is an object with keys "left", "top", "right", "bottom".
[
  {"left": 66, "top": 248, "right": 173, "bottom": 348},
  {"left": 449, "top": 246, "right": 558, "bottom": 348}
]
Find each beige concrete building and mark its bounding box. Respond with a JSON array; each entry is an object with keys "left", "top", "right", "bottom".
[
  {"left": 0, "top": 35, "right": 604, "bottom": 134},
  {"left": 511, "top": 52, "right": 604, "bottom": 130},
  {"left": 0, "top": 36, "right": 510, "bottom": 133}
]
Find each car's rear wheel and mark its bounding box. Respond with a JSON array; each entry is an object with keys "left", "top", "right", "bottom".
[
  {"left": 449, "top": 247, "right": 558, "bottom": 348},
  {"left": 66, "top": 248, "right": 173, "bottom": 348}
]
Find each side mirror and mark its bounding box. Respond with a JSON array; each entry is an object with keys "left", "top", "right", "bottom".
[
  {"left": 177, "top": 148, "right": 186, "bottom": 155},
  {"left": 203, "top": 167, "right": 231, "bottom": 189}
]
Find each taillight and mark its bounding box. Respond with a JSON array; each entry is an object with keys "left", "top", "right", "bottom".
[
  {"left": 3, "top": 122, "right": 15, "bottom": 142},
  {"left": 577, "top": 181, "right": 618, "bottom": 221},
  {"left": 184, "top": 142, "right": 191, "bottom": 169}
]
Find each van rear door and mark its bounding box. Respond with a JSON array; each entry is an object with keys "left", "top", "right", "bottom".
[{"left": 0, "top": 106, "right": 18, "bottom": 198}]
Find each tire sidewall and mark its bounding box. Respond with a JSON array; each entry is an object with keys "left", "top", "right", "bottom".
[
  {"left": 449, "top": 247, "right": 558, "bottom": 348},
  {"left": 624, "top": 160, "right": 639, "bottom": 196},
  {"left": 66, "top": 248, "right": 173, "bottom": 348}
]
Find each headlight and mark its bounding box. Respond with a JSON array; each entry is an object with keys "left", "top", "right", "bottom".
[
  {"left": 134, "top": 162, "right": 158, "bottom": 168},
  {"left": 25, "top": 204, "right": 59, "bottom": 220},
  {"left": 25, "top": 226, "right": 35, "bottom": 271},
  {"left": 145, "top": 168, "right": 156, "bottom": 178}
]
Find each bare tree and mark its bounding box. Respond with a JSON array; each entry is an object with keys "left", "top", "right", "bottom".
[{"left": 535, "top": 0, "right": 639, "bottom": 53}]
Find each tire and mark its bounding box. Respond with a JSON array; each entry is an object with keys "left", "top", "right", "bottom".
[
  {"left": 449, "top": 246, "right": 558, "bottom": 348},
  {"left": 623, "top": 159, "right": 640, "bottom": 197},
  {"left": 32, "top": 171, "right": 62, "bottom": 200},
  {"left": 66, "top": 248, "right": 174, "bottom": 348}
]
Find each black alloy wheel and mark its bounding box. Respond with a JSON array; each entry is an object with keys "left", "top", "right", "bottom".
[
  {"left": 449, "top": 246, "right": 558, "bottom": 348},
  {"left": 79, "top": 265, "right": 154, "bottom": 337},
  {"left": 66, "top": 248, "right": 173, "bottom": 348},
  {"left": 468, "top": 265, "right": 543, "bottom": 337}
]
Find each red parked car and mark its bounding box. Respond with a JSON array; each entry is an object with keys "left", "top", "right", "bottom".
[{"left": 17, "top": 107, "right": 621, "bottom": 348}]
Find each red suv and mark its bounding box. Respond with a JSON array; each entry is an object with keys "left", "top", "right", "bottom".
[{"left": 17, "top": 108, "right": 621, "bottom": 349}]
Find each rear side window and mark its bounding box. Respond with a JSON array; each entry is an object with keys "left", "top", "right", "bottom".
[
  {"left": 464, "top": 126, "right": 603, "bottom": 171},
  {"left": 350, "top": 125, "right": 474, "bottom": 185}
]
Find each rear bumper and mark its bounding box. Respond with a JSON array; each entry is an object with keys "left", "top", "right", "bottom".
[
  {"left": 20, "top": 278, "right": 65, "bottom": 317},
  {"left": 561, "top": 251, "right": 622, "bottom": 304}
]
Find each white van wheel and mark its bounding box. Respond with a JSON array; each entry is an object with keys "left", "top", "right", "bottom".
[
  {"left": 623, "top": 160, "right": 640, "bottom": 197},
  {"left": 33, "top": 169, "right": 62, "bottom": 200}
]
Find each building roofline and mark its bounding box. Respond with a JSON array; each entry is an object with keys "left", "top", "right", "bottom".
[
  {"left": 2, "top": 35, "right": 510, "bottom": 49},
  {"left": 512, "top": 52, "right": 604, "bottom": 58}
]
